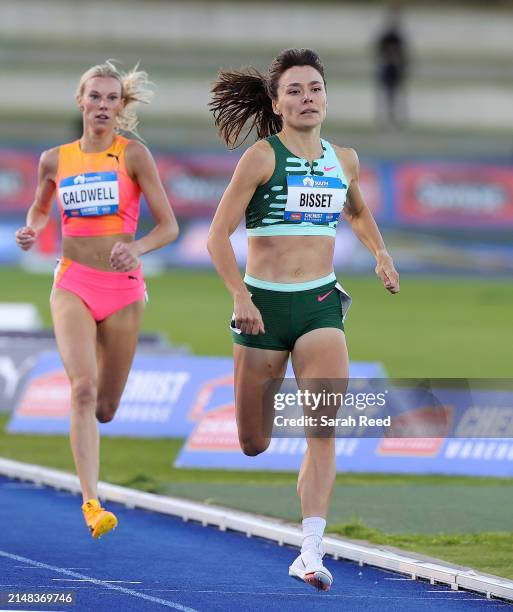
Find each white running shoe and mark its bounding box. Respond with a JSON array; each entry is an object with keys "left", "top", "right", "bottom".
[{"left": 288, "top": 548, "right": 333, "bottom": 591}]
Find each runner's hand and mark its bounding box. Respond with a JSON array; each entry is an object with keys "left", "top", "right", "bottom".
[
  {"left": 375, "top": 252, "right": 400, "bottom": 294},
  {"left": 110, "top": 242, "right": 140, "bottom": 272},
  {"left": 15, "top": 226, "right": 38, "bottom": 251},
  {"left": 233, "top": 292, "right": 265, "bottom": 335}
]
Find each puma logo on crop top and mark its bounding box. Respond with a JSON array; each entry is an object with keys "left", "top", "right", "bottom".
[
  {"left": 245, "top": 135, "right": 348, "bottom": 237},
  {"left": 55, "top": 135, "right": 141, "bottom": 237}
]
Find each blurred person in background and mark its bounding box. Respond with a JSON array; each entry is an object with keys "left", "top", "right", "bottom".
[
  {"left": 15, "top": 61, "right": 179, "bottom": 539},
  {"left": 208, "top": 48, "right": 399, "bottom": 591},
  {"left": 375, "top": 5, "right": 409, "bottom": 125}
]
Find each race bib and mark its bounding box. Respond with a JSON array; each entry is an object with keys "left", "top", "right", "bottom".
[
  {"left": 59, "top": 171, "right": 119, "bottom": 217},
  {"left": 284, "top": 175, "right": 346, "bottom": 223}
]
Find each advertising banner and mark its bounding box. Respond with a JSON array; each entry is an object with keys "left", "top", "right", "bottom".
[
  {"left": 8, "top": 352, "right": 385, "bottom": 437},
  {"left": 153, "top": 152, "right": 239, "bottom": 219},
  {"left": 177, "top": 434, "right": 513, "bottom": 477},
  {"left": 176, "top": 380, "right": 513, "bottom": 477},
  {"left": 8, "top": 352, "right": 232, "bottom": 436},
  {"left": 395, "top": 162, "right": 513, "bottom": 228}
]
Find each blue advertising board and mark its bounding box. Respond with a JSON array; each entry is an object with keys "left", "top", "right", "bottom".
[
  {"left": 175, "top": 383, "right": 513, "bottom": 477},
  {"left": 176, "top": 435, "right": 513, "bottom": 477},
  {"left": 7, "top": 350, "right": 386, "bottom": 438},
  {"left": 8, "top": 351, "right": 234, "bottom": 437}
]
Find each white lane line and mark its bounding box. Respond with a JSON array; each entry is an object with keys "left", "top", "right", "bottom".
[
  {"left": 109, "top": 588, "right": 495, "bottom": 601},
  {"left": 52, "top": 579, "right": 142, "bottom": 584},
  {"left": 15, "top": 566, "right": 91, "bottom": 570},
  {"left": 38, "top": 586, "right": 97, "bottom": 589},
  {"left": 0, "top": 550, "right": 197, "bottom": 612}
]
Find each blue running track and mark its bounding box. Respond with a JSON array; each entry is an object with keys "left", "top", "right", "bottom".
[{"left": 0, "top": 475, "right": 510, "bottom": 611}]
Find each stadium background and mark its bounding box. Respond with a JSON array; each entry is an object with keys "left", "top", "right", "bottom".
[{"left": 1, "top": 0, "right": 513, "bottom": 581}]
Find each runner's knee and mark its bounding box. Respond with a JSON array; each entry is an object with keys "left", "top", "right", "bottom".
[
  {"left": 96, "top": 397, "right": 120, "bottom": 423},
  {"left": 239, "top": 436, "right": 269, "bottom": 456},
  {"left": 70, "top": 376, "right": 97, "bottom": 413}
]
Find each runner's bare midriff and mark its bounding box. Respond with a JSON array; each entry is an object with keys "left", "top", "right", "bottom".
[
  {"left": 246, "top": 235, "right": 335, "bottom": 283},
  {"left": 62, "top": 234, "right": 135, "bottom": 271}
]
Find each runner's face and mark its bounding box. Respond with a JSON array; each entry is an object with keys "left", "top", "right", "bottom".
[
  {"left": 273, "top": 65, "right": 327, "bottom": 130},
  {"left": 78, "top": 77, "right": 124, "bottom": 133}
]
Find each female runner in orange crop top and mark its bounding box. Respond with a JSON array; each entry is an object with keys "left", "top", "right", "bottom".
[{"left": 15, "top": 61, "right": 179, "bottom": 539}]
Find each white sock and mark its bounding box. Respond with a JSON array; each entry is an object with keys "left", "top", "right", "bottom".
[{"left": 301, "top": 516, "right": 326, "bottom": 554}]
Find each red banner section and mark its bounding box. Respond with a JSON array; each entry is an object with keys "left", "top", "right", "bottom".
[
  {"left": 17, "top": 370, "right": 71, "bottom": 418},
  {"left": 0, "top": 150, "right": 38, "bottom": 212},
  {"left": 377, "top": 438, "right": 445, "bottom": 457},
  {"left": 185, "top": 404, "right": 240, "bottom": 452},
  {"left": 358, "top": 164, "right": 383, "bottom": 218},
  {"left": 156, "top": 153, "right": 239, "bottom": 218},
  {"left": 396, "top": 162, "right": 513, "bottom": 228}
]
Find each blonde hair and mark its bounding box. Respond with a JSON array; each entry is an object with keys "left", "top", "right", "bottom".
[{"left": 76, "top": 60, "right": 154, "bottom": 135}]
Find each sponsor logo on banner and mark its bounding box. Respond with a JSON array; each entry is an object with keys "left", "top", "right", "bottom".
[
  {"left": 17, "top": 371, "right": 71, "bottom": 418},
  {"left": 378, "top": 438, "right": 445, "bottom": 456},
  {"left": 116, "top": 370, "right": 191, "bottom": 424},
  {"left": 444, "top": 439, "right": 513, "bottom": 461},
  {"left": 396, "top": 163, "right": 513, "bottom": 227},
  {"left": 377, "top": 404, "right": 453, "bottom": 457},
  {"left": 186, "top": 404, "right": 240, "bottom": 451},
  {"left": 188, "top": 373, "right": 234, "bottom": 421}
]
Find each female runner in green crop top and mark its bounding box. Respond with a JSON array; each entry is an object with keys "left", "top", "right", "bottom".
[{"left": 207, "top": 48, "right": 399, "bottom": 591}]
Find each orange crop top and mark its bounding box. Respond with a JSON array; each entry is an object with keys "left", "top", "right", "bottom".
[{"left": 55, "top": 135, "right": 141, "bottom": 236}]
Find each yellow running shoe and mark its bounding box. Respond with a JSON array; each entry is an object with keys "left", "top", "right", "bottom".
[{"left": 81, "top": 499, "right": 118, "bottom": 539}]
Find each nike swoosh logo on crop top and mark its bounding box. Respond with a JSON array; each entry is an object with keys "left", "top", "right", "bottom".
[
  {"left": 317, "top": 289, "right": 334, "bottom": 302},
  {"left": 324, "top": 166, "right": 336, "bottom": 172}
]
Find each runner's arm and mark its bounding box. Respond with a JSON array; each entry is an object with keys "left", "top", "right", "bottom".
[
  {"left": 15, "top": 148, "right": 58, "bottom": 250},
  {"left": 340, "top": 147, "right": 400, "bottom": 294}
]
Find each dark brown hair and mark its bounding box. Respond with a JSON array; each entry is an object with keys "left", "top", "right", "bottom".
[{"left": 209, "top": 48, "right": 326, "bottom": 148}]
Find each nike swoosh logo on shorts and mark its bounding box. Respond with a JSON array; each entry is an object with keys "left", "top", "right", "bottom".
[
  {"left": 317, "top": 289, "right": 334, "bottom": 302},
  {"left": 324, "top": 165, "right": 336, "bottom": 172}
]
